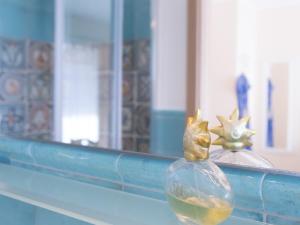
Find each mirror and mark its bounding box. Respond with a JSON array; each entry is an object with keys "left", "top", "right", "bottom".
[
  {"left": 0, "top": 0, "right": 300, "bottom": 173},
  {"left": 0, "top": 0, "right": 188, "bottom": 154}
]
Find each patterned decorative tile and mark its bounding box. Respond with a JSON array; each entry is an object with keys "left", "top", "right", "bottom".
[
  {"left": 123, "top": 41, "right": 134, "bottom": 70},
  {"left": 28, "top": 41, "right": 53, "bottom": 71},
  {"left": 0, "top": 104, "right": 25, "bottom": 135},
  {"left": 0, "top": 73, "right": 26, "bottom": 103},
  {"left": 134, "top": 39, "right": 150, "bottom": 71},
  {"left": 122, "top": 137, "right": 135, "bottom": 151},
  {"left": 122, "top": 72, "right": 135, "bottom": 104},
  {"left": 122, "top": 105, "right": 134, "bottom": 134},
  {"left": 137, "top": 73, "right": 151, "bottom": 102},
  {"left": 0, "top": 38, "right": 26, "bottom": 70},
  {"left": 28, "top": 102, "right": 52, "bottom": 134},
  {"left": 27, "top": 133, "right": 52, "bottom": 142},
  {"left": 99, "top": 43, "right": 112, "bottom": 71},
  {"left": 28, "top": 73, "right": 52, "bottom": 101},
  {"left": 134, "top": 105, "right": 150, "bottom": 136},
  {"left": 136, "top": 137, "right": 150, "bottom": 153}
]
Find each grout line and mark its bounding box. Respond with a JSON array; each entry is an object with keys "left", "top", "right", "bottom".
[
  {"left": 260, "top": 172, "right": 268, "bottom": 223},
  {"left": 115, "top": 153, "right": 124, "bottom": 190}
]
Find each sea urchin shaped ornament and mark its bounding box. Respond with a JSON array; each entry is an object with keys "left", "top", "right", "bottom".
[
  {"left": 165, "top": 110, "right": 233, "bottom": 225},
  {"left": 210, "top": 109, "right": 273, "bottom": 168}
]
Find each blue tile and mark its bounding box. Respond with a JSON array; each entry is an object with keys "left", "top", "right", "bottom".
[
  {"left": 0, "top": 72, "right": 27, "bottom": 103},
  {"left": 118, "top": 154, "right": 172, "bottom": 191},
  {"left": 221, "top": 166, "right": 264, "bottom": 210},
  {"left": 137, "top": 72, "right": 151, "bottom": 102},
  {"left": 11, "top": 160, "right": 123, "bottom": 191},
  {"left": 0, "top": 153, "right": 11, "bottom": 164},
  {"left": 28, "top": 72, "right": 52, "bottom": 101},
  {"left": 150, "top": 110, "right": 185, "bottom": 157},
  {"left": 0, "top": 195, "right": 35, "bottom": 225},
  {"left": 266, "top": 215, "right": 300, "bottom": 225},
  {"left": 122, "top": 41, "right": 134, "bottom": 70},
  {"left": 28, "top": 41, "right": 53, "bottom": 72},
  {"left": 123, "top": 185, "right": 165, "bottom": 200},
  {"left": 35, "top": 207, "right": 91, "bottom": 225},
  {"left": 134, "top": 39, "right": 150, "bottom": 71},
  {"left": 134, "top": 105, "right": 150, "bottom": 136},
  {"left": 232, "top": 208, "right": 263, "bottom": 222},
  {"left": 0, "top": 105, "right": 26, "bottom": 135},
  {"left": 263, "top": 173, "right": 300, "bottom": 218},
  {"left": 0, "top": 137, "right": 34, "bottom": 163},
  {"left": 0, "top": 38, "right": 26, "bottom": 70},
  {"left": 30, "top": 142, "right": 122, "bottom": 182}
]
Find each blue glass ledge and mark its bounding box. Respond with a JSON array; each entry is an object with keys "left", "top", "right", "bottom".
[{"left": 0, "top": 163, "right": 269, "bottom": 225}]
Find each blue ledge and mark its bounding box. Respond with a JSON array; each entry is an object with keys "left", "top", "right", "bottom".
[{"left": 0, "top": 137, "right": 300, "bottom": 224}]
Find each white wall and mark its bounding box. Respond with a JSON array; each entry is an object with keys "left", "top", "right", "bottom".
[
  {"left": 200, "top": 0, "right": 238, "bottom": 127},
  {"left": 152, "top": 0, "right": 187, "bottom": 111}
]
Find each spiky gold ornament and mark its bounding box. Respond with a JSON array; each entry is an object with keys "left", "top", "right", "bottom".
[
  {"left": 210, "top": 109, "right": 255, "bottom": 151},
  {"left": 183, "top": 109, "right": 211, "bottom": 161}
]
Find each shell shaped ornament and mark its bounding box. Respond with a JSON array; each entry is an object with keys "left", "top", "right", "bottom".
[
  {"left": 210, "top": 109, "right": 273, "bottom": 168},
  {"left": 165, "top": 110, "right": 233, "bottom": 225}
]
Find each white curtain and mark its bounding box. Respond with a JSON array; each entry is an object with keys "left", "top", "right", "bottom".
[{"left": 61, "top": 43, "right": 100, "bottom": 144}]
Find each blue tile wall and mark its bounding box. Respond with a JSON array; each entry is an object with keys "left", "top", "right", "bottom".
[
  {"left": 0, "top": 195, "right": 35, "bottom": 225},
  {"left": 35, "top": 207, "right": 92, "bottom": 225},
  {"left": 263, "top": 173, "right": 300, "bottom": 218},
  {"left": 150, "top": 110, "right": 185, "bottom": 157},
  {"left": 0, "top": 137, "right": 34, "bottom": 163},
  {"left": 232, "top": 208, "right": 264, "bottom": 222},
  {"left": 118, "top": 154, "right": 172, "bottom": 190},
  {"left": 123, "top": 0, "right": 151, "bottom": 41},
  {"left": 1, "top": 138, "right": 300, "bottom": 224},
  {"left": 221, "top": 166, "right": 265, "bottom": 210},
  {"left": 0, "top": 0, "right": 54, "bottom": 42},
  {"left": 266, "top": 215, "right": 300, "bottom": 225},
  {"left": 30, "top": 142, "right": 122, "bottom": 182},
  {"left": 123, "top": 185, "right": 166, "bottom": 200},
  {"left": 0, "top": 195, "right": 92, "bottom": 225}
]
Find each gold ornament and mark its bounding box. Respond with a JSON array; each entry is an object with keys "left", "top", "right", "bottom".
[
  {"left": 183, "top": 109, "right": 211, "bottom": 161},
  {"left": 210, "top": 108, "right": 255, "bottom": 151}
]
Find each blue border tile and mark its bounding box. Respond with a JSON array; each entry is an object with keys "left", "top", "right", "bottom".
[
  {"left": 263, "top": 173, "right": 300, "bottom": 218},
  {"left": 150, "top": 110, "right": 185, "bottom": 157},
  {"left": 221, "top": 166, "right": 264, "bottom": 210},
  {"left": 0, "top": 137, "right": 33, "bottom": 163},
  {"left": 232, "top": 208, "right": 263, "bottom": 222},
  {"left": 118, "top": 154, "right": 172, "bottom": 190},
  {"left": 30, "top": 142, "right": 122, "bottom": 182},
  {"left": 0, "top": 195, "right": 35, "bottom": 225},
  {"left": 266, "top": 215, "right": 300, "bottom": 225}
]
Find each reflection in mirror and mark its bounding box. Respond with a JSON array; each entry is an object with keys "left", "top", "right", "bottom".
[
  {"left": 0, "top": 0, "right": 188, "bottom": 157},
  {"left": 201, "top": 0, "right": 300, "bottom": 172}
]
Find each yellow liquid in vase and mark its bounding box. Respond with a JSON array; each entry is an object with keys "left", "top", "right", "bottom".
[{"left": 167, "top": 194, "right": 232, "bottom": 225}]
